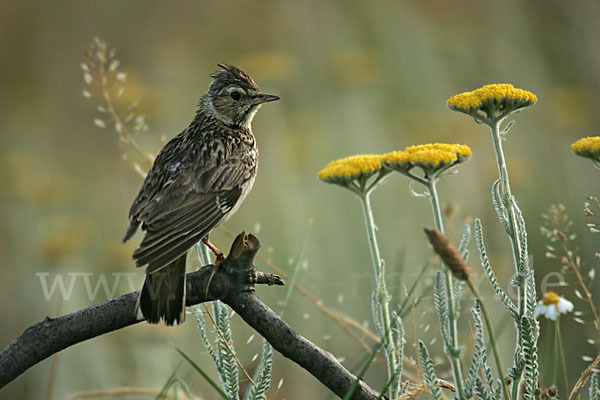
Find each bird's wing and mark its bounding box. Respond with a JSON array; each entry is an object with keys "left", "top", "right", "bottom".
[{"left": 130, "top": 146, "right": 253, "bottom": 273}]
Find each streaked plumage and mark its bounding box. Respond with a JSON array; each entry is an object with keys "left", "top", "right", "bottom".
[{"left": 123, "top": 64, "right": 279, "bottom": 325}]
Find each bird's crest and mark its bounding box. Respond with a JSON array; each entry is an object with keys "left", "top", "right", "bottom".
[{"left": 209, "top": 64, "right": 260, "bottom": 94}]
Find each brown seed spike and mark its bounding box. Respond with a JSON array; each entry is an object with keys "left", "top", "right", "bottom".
[{"left": 424, "top": 227, "right": 471, "bottom": 281}]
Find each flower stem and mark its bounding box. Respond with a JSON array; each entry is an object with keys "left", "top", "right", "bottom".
[
  {"left": 489, "top": 118, "right": 523, "bottom": 276},
  {"left": 426, "top": 179, "right": 465, "bottom": 399},
  {"left": 360, "top": 192, "right": 384, "bottom": 280},
  {"left": 359, "top": 192, "right": 398, "bottom": 397},
  {"left": 552, "top": 319, "right": 558, "bottom": 389},
  {"left": 556, "top": 319, "right": 569, "bottom": 395},
  {"left": 427, "top": 179, "right": 444, "bottom": 233},
  {"left": 489, "top": 116, "right": 531, "bottom": 398}
]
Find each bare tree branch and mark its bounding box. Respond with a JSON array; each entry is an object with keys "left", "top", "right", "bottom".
[{"left": 0, "top": 233, "right": 383, "bottom": 400}]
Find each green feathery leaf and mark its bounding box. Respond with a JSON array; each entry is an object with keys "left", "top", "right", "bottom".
[
  {"left": 391, "top": 314, "right": 405, "bottom": 399},
  {"left": 453, "top": 279, "right": 464, "bottom": 319},
  {"left": 457, "top": 224, "right": 472, "bottom": 260},
  {"left": 214, "top": 301, "right": 239, "bottom": 399},
  {"left": 474, "top": 301, "right": 502, "bottom": 397},
  {"left": 474, "top": 376, "right": 493, "bottom": 400},
  {"left": 464, "top": 303, "right": 484, "bottom": 398},
  {"left": 371, "top": 290, "right": 385, "bottom": 340},
  {"left": 513, "top": 202, "right": 531, "bottom": 282},
  {"left": 244, "top": 341, "right": 273, "bottom": 400},
  {"left": 491, "top": 180, "right": 511, "bottom": 235},
  {"left": 418, "top": 341, "right": 442, "bottom": 400},
  {"left": 377, "top": 313, "right": 405, "bottom": 399},
  {"left": 475, "top": 219, "right": 518, "bottom": 319},
  {"left": 433, "top": 271, "right": 451, "bottom": 352},
  {"left": 590, "top": 370, "right": 599, "bottom": 400},
  {"left": 194, "top": 309, "right": 222, "bottom": 375},
  {"left": 501, "top": 119, "right": 515, "bottom": 134},
  {"left": 520, "top": 316, "right": 539, "bottom": 400},
  {"left": 195, "top": 241, "right": 213, "bottom": 266}
]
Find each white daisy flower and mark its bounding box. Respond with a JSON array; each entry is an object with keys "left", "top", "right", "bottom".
[{"left": 534, "top": 291, "right": 574, "bottom": 320}]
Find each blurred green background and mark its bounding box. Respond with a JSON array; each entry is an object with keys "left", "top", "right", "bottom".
[{"left": 1, "top": 0, "right": 600, "bottom": 398}]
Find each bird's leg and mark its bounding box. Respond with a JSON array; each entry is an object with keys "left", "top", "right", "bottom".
[
  {"left": 202, "top": 235, "right": 225, "bottom": 266},
  {"left": 202, "top": 235, "right": 225, "bottom": 299}
]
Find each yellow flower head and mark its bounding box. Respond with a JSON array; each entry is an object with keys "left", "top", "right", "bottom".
[
  {"left": 541, "top": 291, "right": 560, "bottom": 306},
  {"left": 571, "top": 136, "right": 600, "bottom": 163},
  {"left": 318, "top": 154, "right": 383, "bottom": 187},
  {"left": 535, "top": 291, "right": 574, "bottom": 320},
  {"left": 405, "top": 143, "right": 473, "bottom": 158},
  {"left": 383, "top": 148, "right": 457, "bottom": 165},
  {"left": 447, "top": 84, "right": 537, "bottom": 118},
  {"left": 381, "top": 143, "right": 472, "bottom": 178}
]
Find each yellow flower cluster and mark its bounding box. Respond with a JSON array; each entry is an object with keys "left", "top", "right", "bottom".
[
  {"left": 571, "top": 136, "right": 600, "bottom": 153},
  {"left": 447, "top": 84, "right": 537, "bottom": 113},
  {"left": 318, "top": 143, "right": 472, "bottom": 189},
  {"left": 381, "top": 143, "right": 472, "bottom": 167},
  {"left": 317, "top": 154, "right": 383, "bottom": 182},
  {"left": 405, "top": 143, "right": 472, "bottom": 158},
  {"left": 382, "top": 149, "right": 456, "bottom": 165},
  {"left": 571, "top": 136, "right": 600, "bottom": 164}
]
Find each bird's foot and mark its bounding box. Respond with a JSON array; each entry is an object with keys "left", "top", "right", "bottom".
[{"left": 202, "top": 236, "right": 225, "bottom": 265}]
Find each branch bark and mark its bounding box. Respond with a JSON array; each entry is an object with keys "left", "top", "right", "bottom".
[{"left": 0, "top": 233, "right": 383, "bottom": 400}]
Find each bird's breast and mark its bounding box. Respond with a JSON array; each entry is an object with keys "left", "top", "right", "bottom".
[
  {"left": 224, "top": 174, "right": 256, "bottom": 222},
  {"left": 224, "top": 133, "right": 257, "bottom": 222}
]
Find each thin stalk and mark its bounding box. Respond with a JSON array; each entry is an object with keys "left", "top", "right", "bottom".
[
  {"left": 359, "top": 192, "right": 397, "bottom": 397},
  {"left": 360, "top": 192, "right": 384, "bottom": 280},
  {"left": 467, "top": 280, "right": 511, "bottom": 400},
  {"left": 556, "top": 319, "right": 569, "bottom": 396},
  {"left": 489, "top": 119, "right": 524, "bottom": 277},
  {"left": 426, "top": 178, "right": 465, "bottom": 399},
  {"left": 98, "top": 58, "right": 152, "bottom": 167},
  {"left": 556, "top": 233, "right": 600, "bottom": 333},
  {"left": 552, "top": 320, "right": 558, "bottom": 389},
  {"left": 568, "top": 352, "right": 600, "bottom": 400},
  {"left": 489, "top": 116, "right": 529, "bottom": 398},
  {"left": 426, "top": 178, "right": 444, "bottom": 233}
]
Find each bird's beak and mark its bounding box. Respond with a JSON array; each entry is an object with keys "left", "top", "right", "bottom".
[{"left": 253, "top": 94, "right": 280, "bottom": 104}]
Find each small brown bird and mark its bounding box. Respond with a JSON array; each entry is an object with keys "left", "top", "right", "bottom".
[{"left": 123, "top": 64, "right": 279, "bottom": 325}]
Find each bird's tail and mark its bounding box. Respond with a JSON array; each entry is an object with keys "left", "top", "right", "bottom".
[{"left": 136, "top": 254, "right": 187, "bottom": 325}]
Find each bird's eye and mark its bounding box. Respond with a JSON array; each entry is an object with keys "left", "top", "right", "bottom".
[{"left": 230, "top": 91, "right": 241, "bottom": 101}]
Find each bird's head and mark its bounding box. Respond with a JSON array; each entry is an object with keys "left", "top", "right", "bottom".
[{"left": 204, "top": 64, "right": 279, "bottom": 128}]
